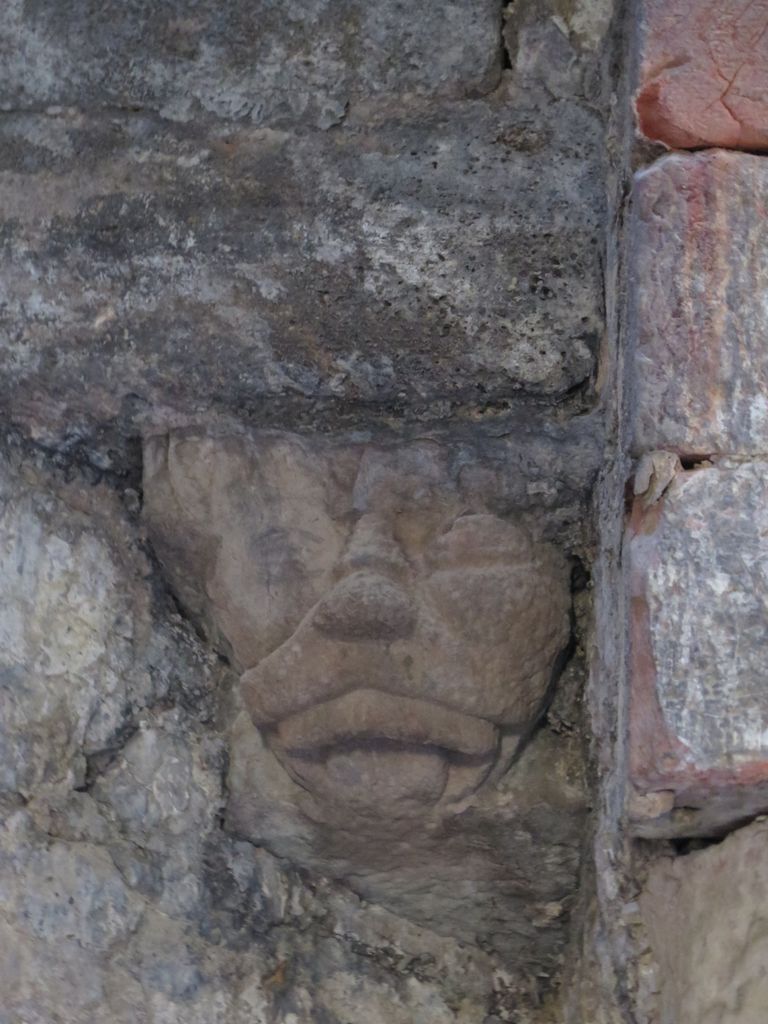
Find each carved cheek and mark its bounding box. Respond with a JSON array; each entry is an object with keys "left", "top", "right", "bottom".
[{"left": 426, "top": 568, "right": 566, "bottom": 655}]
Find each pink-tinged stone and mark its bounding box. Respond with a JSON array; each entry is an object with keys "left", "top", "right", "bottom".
[
  {"left": 629, "top": 150, "right": 768, "bottom": 457},
  {"left": 627, "top": 460, "right": 768, "bottom": 837},
  {"left": 635, "top": 0, "right": 768, "bottom": 151}
]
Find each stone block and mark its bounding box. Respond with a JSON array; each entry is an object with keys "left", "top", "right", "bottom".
[
  {"left": 629, "top": 150, "right": 768, "bottom": 456},
  {"left": 0, "top": 95, "right": 603, "bottom": 437},
  {"left": 0, "top": 0, "right": 502, "bottom": 125},
  {"left": 0, "top": 449, "right": 223, "bottom": 800},
  {"left": 0, "top": 0, "right": 608, "bottom": 441},
  {"left": 634, "top": 0, "right": 768, "bottom": 151},
  {"left": 640, "top": 819, "right": 768, "bottom": 1024},
  {"left": 627, "top": 460, "right": 768, "bottom": 837}
]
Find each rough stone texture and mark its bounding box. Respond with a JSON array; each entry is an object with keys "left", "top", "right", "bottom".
[
  {"left": 0, "top": 451, "right": 213, "bottom": 798},
  {"left": 627, "top": 460, "right": 768, "bottom": 837},
  {"left": 0, "top": 0, "right": 617, "bottom": 1018},
  {"left": 640, "top": 819, "right": 768, "bottom": 1024},
  {"left": 628, "top": 150, "right": 768, "bottom": 457},
  {"left": 1, "top": 0, "right": 503, "bottom": 119},
  {"left": 142, "top": 428, "right": 588, "bottom": 972},
  {"left": 0, "top": 444, "right": 539, "bottom": 1023},
  {"left": 634, "top": 0, "right": 768, "bottom": 151},
  {"left": 0, "top": 2, "right": 607, "bottom": 443}
]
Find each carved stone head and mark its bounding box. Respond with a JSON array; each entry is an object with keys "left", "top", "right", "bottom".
[
  {"left": 143, "top": 429, "right": 585, "bottom": 960},
  {"left": 144, "top": 430, "right": 569, "bottom": 812}
]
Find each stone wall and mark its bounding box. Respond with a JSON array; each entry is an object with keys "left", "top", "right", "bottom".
[
  {"left": 9, "top": 1, "right": 768, "bottom": 1021},
  {"left": 0, "top": 3, "right": 618, "bottom": 1023}
]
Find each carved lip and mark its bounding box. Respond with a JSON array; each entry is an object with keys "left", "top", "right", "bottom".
[{"left": 271, "top": 688, "right": 498, "bottom": 758}]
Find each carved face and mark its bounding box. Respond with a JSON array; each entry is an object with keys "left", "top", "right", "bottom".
[
  {"left": 144, "top": 431, "right": 585, "bottom": 962},
  {"left": 241, "top": 508, "right": 570, "bottom": 818},
  {"left": 143, "top": 433, "right": 571, "bottom": 819}
]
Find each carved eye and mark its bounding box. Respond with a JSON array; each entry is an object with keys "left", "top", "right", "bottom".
[
  {"left": 429, "top": 514, "right": 534, "bottom": 570},
  {"left": 247, "top": 527, "right": 331, "bottom": 583},
  {"left": 210, "top": 524, "right": 345, "bottom": 666}
]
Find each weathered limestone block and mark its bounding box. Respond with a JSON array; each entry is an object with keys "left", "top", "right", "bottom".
[
  {"left": 634, "top": 0, "right": 768, "bottom": 151},
  {"left": 640, "top": 819, "right": 768, "bottom": 1024},
  {"left": 629, "top": 151, "right": 768, "bottom": 456},
  {"left": 0, "top": 0, "right": 502, "bottom": 123},
  {"left": 0, "top": 94, "right": 603, "bottom": 437},
  {"left": 143, "top": 428, "right": 588, "bottom": 966},
  {"left": 627, "top": 460, "right": 768, "bottom": 837},
  {"left": 0, "top": 0, "right": 608, "bottom": 442}
]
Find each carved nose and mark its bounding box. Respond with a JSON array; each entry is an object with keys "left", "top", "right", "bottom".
[
  {"left": 339, "top": 512, "right": 408, "bottom": 576},
  {"left": 312, "top": 571, "right": 416, "bottom": 641}
]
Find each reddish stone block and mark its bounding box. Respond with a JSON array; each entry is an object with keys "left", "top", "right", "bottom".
[
  {"left": 629, "top": 150, "right": 768, "bottom": 457},
  {"left": 627, "top": 460, "right": 768, "bottom": 837},
  {"left": 635, "top": 0, "right": 768, "bottom": 151}
]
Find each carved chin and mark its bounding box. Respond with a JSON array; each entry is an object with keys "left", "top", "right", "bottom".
[
  {"left": 278, "top": 744, "right": 451, "bottom": 812},
  {"left": 264, "top": 688, "right": 499, "bottom": 815}
]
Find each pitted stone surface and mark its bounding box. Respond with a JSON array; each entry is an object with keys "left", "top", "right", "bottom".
[
  {"left": 627, "top": 461, "right": 768, "bottom": 836},
  {"left": 641, "top": 819, "right": 768, "bottom": 1024},
  {"left": 0, "top": 0, "right": 608, "bottom": 442},
  {"left": 0, "top": 97, "right": 603, "bottom": 436},
  {"left": 634, "top": 0, "right": 768, "bottom": 151},
  {"left": 1, "top": 0, "right": 502, "bottom": 121},
  {"left": 629, "top": 151, "right": 768, "bottom": 456}
]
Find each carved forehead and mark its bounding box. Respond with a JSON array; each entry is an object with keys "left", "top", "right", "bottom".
[
  {"left": 144, "top": 431, "right": 569, "bottom": 564},
  {"left": 224, "top": 433, "right": 463, "bottom": 515},
  {"left": 149, "top": 430, "right": 486, "bottom": 516}
]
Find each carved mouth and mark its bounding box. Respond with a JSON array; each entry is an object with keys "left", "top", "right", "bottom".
[{"left": 271, "top": 688, "right": 498, "bottom": 758}]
